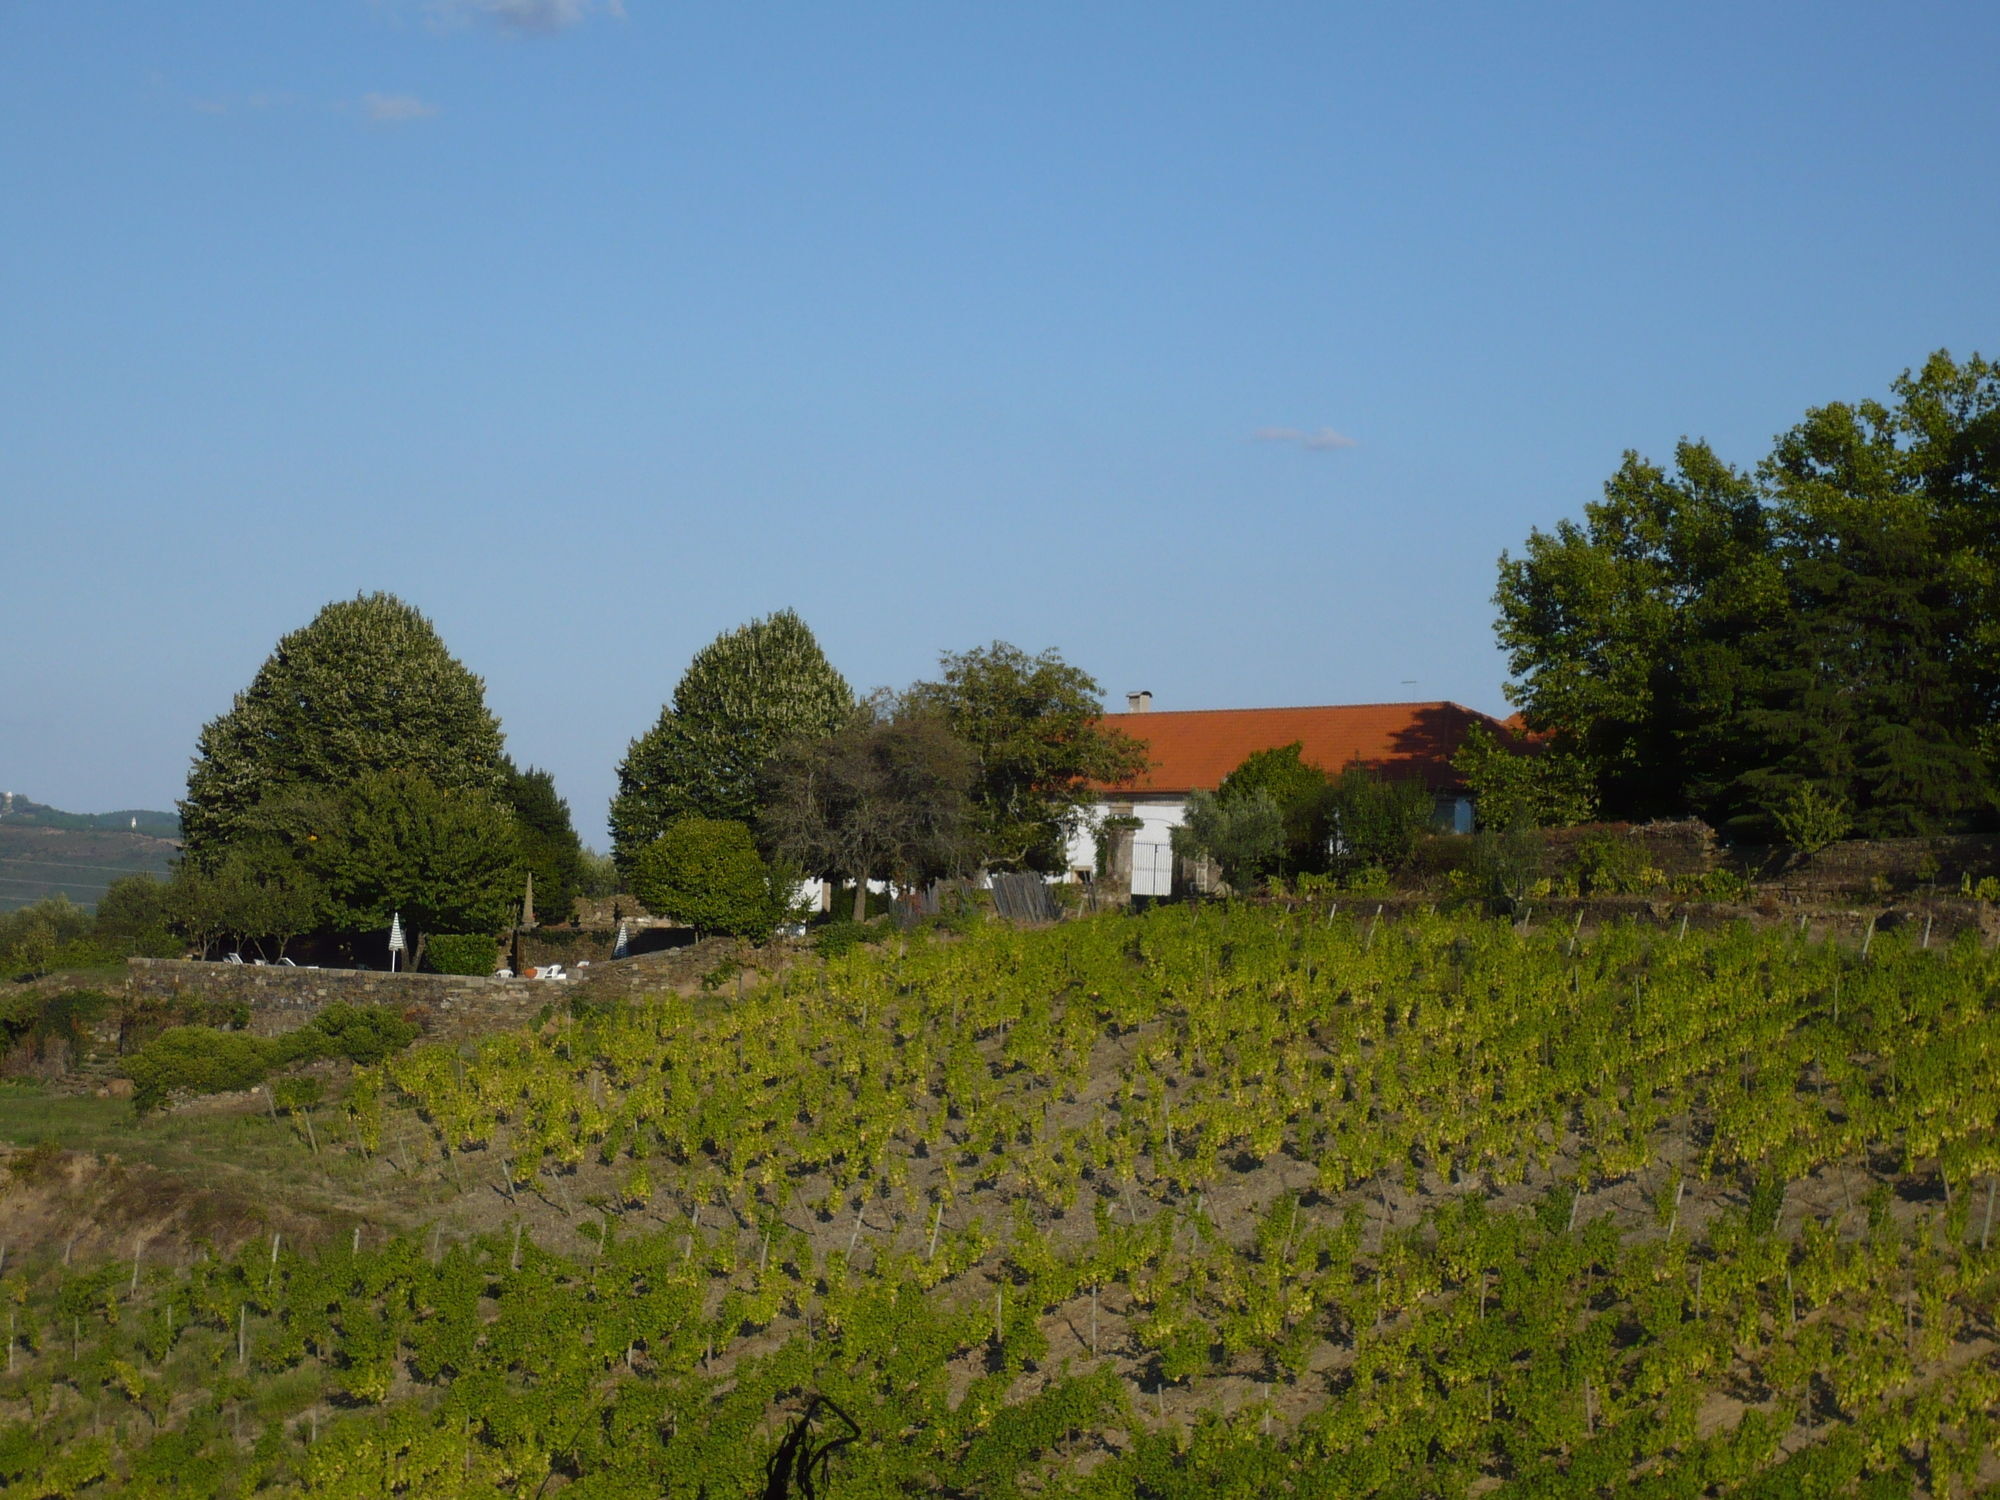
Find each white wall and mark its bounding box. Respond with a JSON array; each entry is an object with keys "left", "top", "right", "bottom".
[{"left": 1067, "top": 798, "right": 1189, "bottom": 895}]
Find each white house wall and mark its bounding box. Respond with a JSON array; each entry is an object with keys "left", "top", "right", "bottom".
[{"left": 1067, "top": 798, "right": 1189, "bottom": 892}]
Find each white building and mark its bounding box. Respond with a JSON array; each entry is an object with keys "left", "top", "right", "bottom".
[{"left": 1067, "top": 696, "right": 1517, "bottom": 896}]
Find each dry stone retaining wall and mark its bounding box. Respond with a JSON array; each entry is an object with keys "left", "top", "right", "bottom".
[{"left": 125, "top": 959, "right": 556, "bottom": 1041}]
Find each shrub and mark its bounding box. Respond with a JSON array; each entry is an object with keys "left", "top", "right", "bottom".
[
  {"left": 630, "top": 818, "right": 787, "bottom": 939},
  {"left": 1670, "top": 869, "right": 1755, "bottom": 901},
  {"left": 0, "top": 988, "right": 114, "bottom": 1066},
  {"left": 125, "top": 1028, "right": 274, "bottom": 1112},
  {"left": 427, "top": 934, "right": 498, "bottom": 975},
  {"left": 1571, "top": 832, "right": 1665, "bottom": 896},
  {"left": 289, "top": 1004, "right": 419, "bottom": 1066},
  {"left": 814, "top": 919, "right": 890, "bottom": 958},
  {"left": 122, "top": 1003, "right": 418, "bottom": 1112}
]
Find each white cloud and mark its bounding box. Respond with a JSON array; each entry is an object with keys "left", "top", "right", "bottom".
[
  {"left": 430, "top": 0, "right": 625, "bottom": 33},
  {"left": 1253, "top": 426, "right": 1358, "bottom": 452},
  {"left": 361, "top": 91, "right": 441, "bottom": 123}
]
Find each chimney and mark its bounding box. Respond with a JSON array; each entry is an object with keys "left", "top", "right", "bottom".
[{"left": 1125, "top": 691, "right": 1153, "bottom": 713}]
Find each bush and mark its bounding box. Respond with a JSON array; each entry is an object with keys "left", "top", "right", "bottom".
[
  {"left": 427, "top": 934, "right": 498, "bottom": 975},
  {"left": 297, "top": 1003, "right": 419, "bottom": 1066},
  {"left": 0, "top": 988, "right": 115, "bottom": 1067},
  {"left": 1571, "top": 832, "right": 1665, "bottom": 896},
  {"left": 121, "top": 1003, "right": 418, "bottom": 1112},
  {"left": 630, "top": 819, "right": 788, "bottom": 939},
  {"left": 124, "top": 1028, "right": 275, "bottom": 1112},
  {"left": 813, "top": 919, "right": 891, "bottom": 958}
]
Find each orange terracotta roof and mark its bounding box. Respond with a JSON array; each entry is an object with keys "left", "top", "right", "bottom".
[{"left": 1095, "top": 701, "right": 1513, "bottom": 795}]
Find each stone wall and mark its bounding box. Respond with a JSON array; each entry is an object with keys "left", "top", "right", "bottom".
[
  {"left": 125, "top": 959, "right": 558, "bottom": 1042},
  {"left": 1760, "top": 834, "right": 2000, "bottom": 898}
]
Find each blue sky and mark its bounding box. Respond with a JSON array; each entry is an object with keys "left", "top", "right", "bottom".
[{"left": 3, "top": 1, "right": 1995, "bottom": 841}]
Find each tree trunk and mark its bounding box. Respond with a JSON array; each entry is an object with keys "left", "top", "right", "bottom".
[{"left": 852, "top": 876, "right": 869, "bottom": 923}]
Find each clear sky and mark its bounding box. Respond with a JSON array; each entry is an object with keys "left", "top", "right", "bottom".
[{"left": 3, "top": 1, "right": 1995, "bottom": 841}]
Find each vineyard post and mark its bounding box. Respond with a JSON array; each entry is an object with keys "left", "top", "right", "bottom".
[
  {"left": 130, "top": 1239, "right": 142, "bottom": 1296},
  {"left": 927, "top": 1202, "right": 944, "bottom": 1261},
  {"left": 1982, "top": 1176, "right": 1995, "bottom": 1252},
  {"left": 1922, "top": 913, "right": 1932, "bottom": 948},
  {"left": 352, "top": 1225, "right": 361, "bottom": 1255},
  {"left": 237, "top": 1305, "right": 246, "bottom": 1366},
  {"left": 1862, "top": 915, "right": 1876, "bottom": 959},
  {"left": 1090, "top": 1284, "right": 1098, "bottom": 1356},
  {"left": 512, "top": 1221, "right": 523, "bottom": 1270}
]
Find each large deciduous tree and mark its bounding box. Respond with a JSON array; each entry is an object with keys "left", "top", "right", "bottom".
[
  {"left": 180, "top": 593, "right": 506, "bottom": 861},
  {"left": 1495, "top": 441, "right": 1779, "bottom": 820},
  {"left": 1495, "top": 351, "right": 2000, "bottom": 836},
  {"left": 760, "top": 704, "right": 976, "bottom": 919},
  {"left": 610, "top": 610, "right": 852, "bottom": 870},
  {"left": 906, "top": 643, "right": 1150, "bottom": 872},
  {"left": 304, "top": 771, "right": 523, "bottom": 955}
]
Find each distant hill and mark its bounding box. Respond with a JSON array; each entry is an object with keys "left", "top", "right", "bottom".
[
  {"left": 0, "top": 793, "right": 179, "bottom": 837},
  {"left": 0, "top": 795, "right": 180, "bottom": 912}
]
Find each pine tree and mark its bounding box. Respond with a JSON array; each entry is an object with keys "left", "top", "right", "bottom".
[
  {"left": 610, "top": 610, "right": 852, "bottom": 869},
  {"left": 180, "top": 593, "right": 505, "bottom": 861}
]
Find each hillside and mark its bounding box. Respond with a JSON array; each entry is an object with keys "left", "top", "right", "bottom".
[
  {"left": 1, "top": 904, "right": 1996, "bottom": 1494},
  {"left": 0, "top": 794, "right": 179, "bottom": 911}
]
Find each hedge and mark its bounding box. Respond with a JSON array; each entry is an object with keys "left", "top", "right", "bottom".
[{"left": 427, "top": 933, "right": 498, "bottom": 975}]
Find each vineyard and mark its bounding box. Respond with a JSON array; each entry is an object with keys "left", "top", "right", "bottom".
[{"left": 4, "top": 902, "right": 2000, "bottom": 1495}]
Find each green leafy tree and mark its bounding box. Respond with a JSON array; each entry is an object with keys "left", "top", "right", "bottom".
[
  {"left": 906, "top": 642, "right": 1151, "bottom": 872},
  {"left": 93, "top": 875, "right": 171, "bottom": 940},
  {"left": 760, "top": 704, "right": 977, "bottom": 920},
  {"left": 1323, "top": 766, "right": 1434, "bottom": 878},
  {"left": 1731, "top": 366, "right": 1995, "bottom": 835},
  {"left": 629, "top": 818, "right": 791, "bottom": 940},
  {"left": 500, "top": 761, "right": 586, "bottom": 926},
  {"left": 180, "top": 593, "right": 506, "bottom": 860},
  {"left": 1171, "top": 790, "right": 1284, "bottom": 893},
  {"left": 1215, "top": 743, "right": 1331, "bottom": 875},
  {"left": 305, "top": 771, "right": 522, "bottom": 959},
  {"left": 1451, "top": 723, "right": 1598, "bottom": 831},
  {"left": 611, "top": 611, "right": 852, "bottom": 870},
  {"left": 1495, "top": 441, "right": 1779, "bottom": 819},
  {"left": 1495, "top": 351, "right": 2000, "bottom": 835}
]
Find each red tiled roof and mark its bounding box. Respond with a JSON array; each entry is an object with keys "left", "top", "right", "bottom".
[{"left": 1095, "top": 701, "right": 1513, "bottom": 795}]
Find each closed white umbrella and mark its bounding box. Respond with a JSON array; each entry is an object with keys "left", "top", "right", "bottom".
[
  {"left": 612, "top": 919, "right": 629, "bottom": 960},
  {"left": 388, "top": 911, "right": 406, "bottom": 973}
]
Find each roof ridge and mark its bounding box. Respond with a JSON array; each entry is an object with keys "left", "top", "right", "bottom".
[{"left": 1101, "top": 699, "right": 1489, "bottom": 716}]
